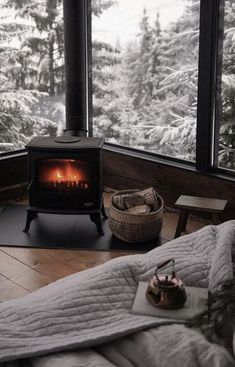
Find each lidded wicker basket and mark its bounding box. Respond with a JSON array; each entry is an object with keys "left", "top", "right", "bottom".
[{"left": 108, "top": 189, "right": 164, "bottom": 243}]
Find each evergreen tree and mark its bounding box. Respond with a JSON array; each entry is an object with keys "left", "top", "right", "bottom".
[
  {"left": 218, "top": 0, "right": 235, "bottom": 169},
  {"left": 6, "top": 0, "right": 64, "bottom": 95},
  {"left": 119, "top": 10, "right": 163, "bottom": 150},
  {"left": 91, "top": 0, "right": 116, "bottom": 17},
  {"left": 0, "top": 74, "right": 56, "bottom": 150},
  {"left": 91, "top": 0, "right": 122, "bottom": 141},
  {"left": 92, "top": 54, "right": 121, "bottom": 141},
  {"left": 0, "top": 1, "right": 58, "bottom": 152},
  {"left": 126, "top": 8, "right": 154, "bottom": 109},
  {"left": 139, "top": 1, "right": 200, "bottom": 160}
]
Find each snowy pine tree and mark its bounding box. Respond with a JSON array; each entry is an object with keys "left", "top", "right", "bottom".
[
  {"left": 138, "top": 1, "right": 200, "bottom": 160},
  {"left": 91, "top": 0, "right": 122, "bottom": 142},
  {"left": 126, "top": 8, "right": 154, "bottom": 109},
  {"left": 5, "top": 0, "right": 64, "bottom": 95},
  {"left": 218, "top": 0, "right": 235, "bottom": 169},
  {"left": 0, "top": 0, "right": 64, "bottom": 152},
  {"left": 0, "top": 2, "right": 57, "bottom": 151}
]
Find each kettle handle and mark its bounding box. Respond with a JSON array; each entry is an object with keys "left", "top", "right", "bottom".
[{"left": 154, "top": 259, "right": 175, "bottom": 279}]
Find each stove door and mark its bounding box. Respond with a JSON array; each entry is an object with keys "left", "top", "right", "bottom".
[{"left": 28, "top": 152, "right": 102, "bottom": 211}]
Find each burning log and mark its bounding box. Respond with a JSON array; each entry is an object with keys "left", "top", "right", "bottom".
[{"left": 39, "top": 180, "right": 89, "bottom": 192}]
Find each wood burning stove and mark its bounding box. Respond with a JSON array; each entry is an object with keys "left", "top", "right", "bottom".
[{"left": 23, "top": 136, "right": 107, "bottom": 235}]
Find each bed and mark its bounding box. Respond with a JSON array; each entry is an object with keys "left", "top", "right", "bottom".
[{"left": 0, "top": 220, "right": 235, "bottom": 367}]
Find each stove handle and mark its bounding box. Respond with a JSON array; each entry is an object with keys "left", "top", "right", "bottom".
[{"left": 27, "top": 177, "right": 35, "bottom": 192}]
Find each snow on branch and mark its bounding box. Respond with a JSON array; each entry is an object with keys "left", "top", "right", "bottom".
[{"left": 222, "top": 74, "right": 235, "bottom": 90}]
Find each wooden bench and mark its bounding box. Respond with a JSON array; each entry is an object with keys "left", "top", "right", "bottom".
[{"left": 174, "top": 195, "right": 228, "bottom": 238}]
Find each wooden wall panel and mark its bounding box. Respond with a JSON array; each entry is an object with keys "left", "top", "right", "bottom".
[
  {"left": 103, "top": 150, "right": 235, "bottom": 220},
  {"left": 0, "top": 155, "right": 27, "bottom": 189}
]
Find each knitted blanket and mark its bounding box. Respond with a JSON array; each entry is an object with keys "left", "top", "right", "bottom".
[{"left": 0, "top": 221, "right": 235, "bottom": 366}]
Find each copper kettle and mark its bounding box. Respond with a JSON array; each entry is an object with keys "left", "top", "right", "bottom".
[{"left": 146, "top": 259, "right": 187, "bottom": 309}]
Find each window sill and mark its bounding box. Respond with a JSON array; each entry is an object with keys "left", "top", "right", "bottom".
[{"left": 0, "top": 150, "right": 27, "bottom": 161}]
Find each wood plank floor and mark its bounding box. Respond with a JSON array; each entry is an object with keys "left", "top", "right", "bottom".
[{"left": 0, "top": 194, "right": 207, "bottom": 302}]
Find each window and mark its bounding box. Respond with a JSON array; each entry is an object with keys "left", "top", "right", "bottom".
[
  {"left": 0, "top": 0, "right": 234, "bottom": 179},
  {"left": 0, "top": 0, "right": 65, "bottom": 154},
  {"left": 214, "top": 0, "right": 235, "bottom": 172},
  {"left": 91, "top": 0, "right": 200, "bottom": 162}
]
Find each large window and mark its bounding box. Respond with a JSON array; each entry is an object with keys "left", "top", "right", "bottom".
[
  {"left": 0, "top": 0, "right": 65, "bottom": 153},
  {"left": 215, "top": 0, "right": 235, "bottom": 172},
  {"left": 0, "top": 0, "right": 234, "bottom": 178},
  {"left": 92, "top": 0, "right": 200, "bottom": 162}
]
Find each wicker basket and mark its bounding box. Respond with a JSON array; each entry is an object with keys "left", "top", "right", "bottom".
[{"left": 108, "top": 189, "right": 164, "bottom": 243}]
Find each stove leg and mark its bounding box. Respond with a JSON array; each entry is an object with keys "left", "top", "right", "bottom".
[
  {"left": 101, "top": 201, "right": 108, "bottom": 219},
  {"left": 89, "top": 213, "right": 104, "bottom": 236},
  {"left": 23, "top": 210, "right": 38, "bottom": 233}
]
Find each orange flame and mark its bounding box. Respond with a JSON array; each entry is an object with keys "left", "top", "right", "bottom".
[
  {"left": 39, "top": 159, "right": 89, "bottom": 183},
  {"left": 56, "top": 170, "right": 64, "bottom": 180}
]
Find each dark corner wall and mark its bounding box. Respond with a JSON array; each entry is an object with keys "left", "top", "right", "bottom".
[{"left": 0, "top": 154, "right": 27, "bottom": 202}]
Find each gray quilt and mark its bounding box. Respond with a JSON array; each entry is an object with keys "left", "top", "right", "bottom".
[{"left": 1, "top": 220, "right": 235, "bottom": 366}]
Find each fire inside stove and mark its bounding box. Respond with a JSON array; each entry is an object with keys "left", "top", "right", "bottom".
[{"left": 38, "top": 159, "right": 90, "bottom": 192}]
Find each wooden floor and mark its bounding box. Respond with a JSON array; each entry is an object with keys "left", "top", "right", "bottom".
[{"left": 0, "top": 195, "right": 206, "bottom": 302}]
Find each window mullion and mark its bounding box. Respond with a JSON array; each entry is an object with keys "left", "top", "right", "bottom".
[{"left": 196, "top": 0, "right": 220, "bottom": 172}]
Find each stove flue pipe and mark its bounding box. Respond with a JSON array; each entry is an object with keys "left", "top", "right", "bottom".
[{"left": 63, "top": 0, "right": 88, "bottom": 137}]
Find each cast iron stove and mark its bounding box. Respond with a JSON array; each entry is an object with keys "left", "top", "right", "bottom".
[{"left": 23, "top": 136, "right": 107, "bottom": 235}]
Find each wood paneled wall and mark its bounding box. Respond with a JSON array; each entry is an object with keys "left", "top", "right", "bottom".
[
  {"left": 0, "top": 155, "right": 27, "bottom": 189},
  {"left": 103, "top": 150, "right": 235, "bottom": 220}
]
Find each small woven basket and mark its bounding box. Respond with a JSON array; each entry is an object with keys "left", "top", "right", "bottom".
[{"left": 108, "top": 189, "right": 164, "bottom": 243}]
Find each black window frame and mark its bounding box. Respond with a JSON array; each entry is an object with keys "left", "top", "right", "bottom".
[
  {"left": 196, "top": 0, "right": 233, "bottom": 177},
  {"left": 0, "top": 0, "right": 234, "bottom": 181},
  {"left": 196, "top": 0, "right": 218, "bottom": 173}
]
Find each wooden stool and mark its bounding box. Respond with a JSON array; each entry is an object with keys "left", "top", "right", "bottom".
[{"left": 174, "top": 195, "right": 228, "bottom": 238}]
